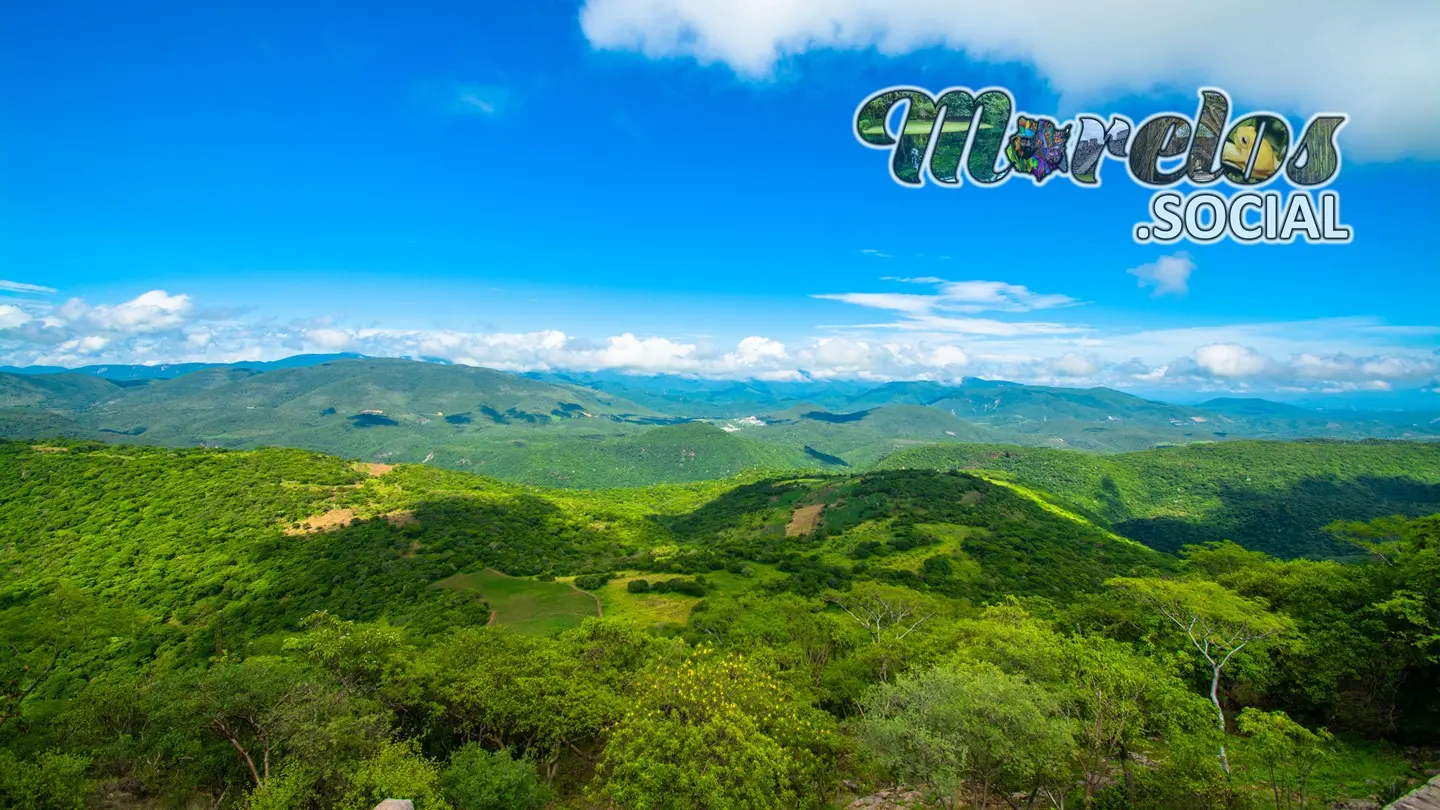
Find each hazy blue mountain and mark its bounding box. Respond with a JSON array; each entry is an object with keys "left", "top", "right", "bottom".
[
  {"left": 0, "top": 356, "right": 1434, "bottom": 483},
  {"left": 0, "top": 352, "right": 368, "bottom": 380}
]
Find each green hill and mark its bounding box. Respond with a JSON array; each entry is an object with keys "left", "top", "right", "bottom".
[
  {"left": 1198, "top": 397, "right": 1319, "bottom": 418},
  {"left": 3, "top": 438, "right": 1436, "bottom": 807},
  {"left": 2, "top": 357, "right": 1436, "bottom": 488},
  {"left": 85, "top": 357, "right": 654, "bottom": 433},
  {"left": 0, "top": 358, "right": 663, "bottom": 467},
  {"left": 0, "top": 372, "right": 129, "bottom": 411},
  {"left": 465, "top": 421, "right": 823, "bottom": 487},
  {"left": 0, "top": 439, "right": 1157, "bottom": 651},
  {"left": 731, "top": 404, "right": 998, "bottom": 468},
  {"left": 875, "top": 439, "right": 1440, "bottom": 558},
  {"left": 0, "top": 409, "right": 103, "bottom": 441}
]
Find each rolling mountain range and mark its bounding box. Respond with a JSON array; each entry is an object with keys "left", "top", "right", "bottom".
[{"left": 1, "top": 355, "right": 1437, "bottom": 488}]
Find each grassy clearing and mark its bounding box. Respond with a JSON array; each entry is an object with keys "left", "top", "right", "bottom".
[
  {"left": 435, "top": 568, "right": 598, "bottom": 635},
  {"left": 593, "top": 574, "right": 698, "bottom": 629}
]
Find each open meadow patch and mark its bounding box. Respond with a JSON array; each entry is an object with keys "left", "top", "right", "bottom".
[
  {"left": 593, "top": 574, "right": 699, "bottom": 629},
  {"left": 434, "top": 568, "right": 599, "bottom": 634}
]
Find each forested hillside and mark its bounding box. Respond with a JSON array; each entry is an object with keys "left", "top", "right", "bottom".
[
  {"left": 876, "top": 440, "right": 1440, "bottom": 558},
  {"left": 2, "top": 439, "right": 1438, "bottom": 809},
  {"left": 2, "top": 358, "right": 1436, "bottom": 489}
]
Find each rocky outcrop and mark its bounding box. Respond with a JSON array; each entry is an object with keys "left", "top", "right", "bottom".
[
  {"left": 373, "top": 801, "right": 414, "bottom": 810},
  {"left": 846, "top": 787, "right": 926, "bottom": 809},
  {"left": 1386, "top": 776, "right": 1440, "bottom": 810}
]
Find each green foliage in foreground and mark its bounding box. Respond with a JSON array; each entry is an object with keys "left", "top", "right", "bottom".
[
  {"left": 2, "top": 439, "right": 1439, "bottom": 808},
  {"left": 877, "top": 439, "right": 1440, "bottom": 558},
  {"left": 440, "top": 744, "right": 549, "bottom": 810}
]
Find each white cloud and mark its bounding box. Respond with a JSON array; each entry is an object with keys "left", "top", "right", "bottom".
[
  {"left": 815, "top": 277, "right": 1083, "bottom": 337},
  {"left": 66, "top": 290, "right": 195, "bottom": 333},
  {"left": 929, "top": 344, "right": 968, "bottom": 367},
  {"left": 305, "top": 327, "right": 354, "bottom": 351},
  {"left": 1049, "top": 353, "right": 1099, "bottom": 378},
  {"left": 817, "top": 278, "right": 1078, "bottom": 316},
  {"left": 1192, "top": 343, "right": 1276, "bottom": 377},
  {"left": 819, "top": 292, "right": 936, "bottom": 315},
  {"left": 1128, "top": 252, "right": 1194, "bottom": 297},
  {"left": 727, "top": 335, "right": 789, "bottom": 365},
  {"left": 0, "top": 305, "right": 28, "bottom": 330},
  {"left": 2, "top": 288, "right": 1436, "bottom": 395},
  {"left": 578, "top": 0, "right": 1440, "bottom": 160},
  {"left": 860, "top": 314, "right": 1084, "bottom": 337},
  {"left": 0, "top": 280, "right": 57, "bottom": 295},
  {"left": 591, "top": 333, "right": 697, "bottom": 371},
  {"left": 54, "top": 335, "right": 110, "bottom": 356},
  {"left": 935, "top": 281, "right": 1078, "bottom": 313}
]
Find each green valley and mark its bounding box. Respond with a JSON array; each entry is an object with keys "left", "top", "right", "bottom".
[
  {"left": 2, "top": 438, "right": 1439, "bottom": 809},
  {"left": 4, "top": 358, "right": 1440, "bottom": 810}
]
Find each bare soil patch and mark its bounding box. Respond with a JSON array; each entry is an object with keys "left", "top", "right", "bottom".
[
  {"left": 358, "top": 463, "right": 395, "bottom": 477},
  {"left": 386, "top": 510, "right": 417, "bottom": 527},
  {"left": 786, "top": 503, "right": 825, "bottom": 537},
  {"left": 284, "top": 508, "right": 357, "bottom": 535}
]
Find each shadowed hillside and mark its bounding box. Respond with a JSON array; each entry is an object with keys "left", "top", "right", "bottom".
[{"left": 876, "top": 440, "right": 1440, "bottom": 557}]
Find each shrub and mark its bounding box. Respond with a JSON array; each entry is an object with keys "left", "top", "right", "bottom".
[
  {"left": 440, "top": 745, "right": 549, "bottom": 810},
  {"left": 627, "top": 579, "right": 651, "bottom": 593},
  {"left": 573, "top": 573, "right": 614, "bottom": 591},
  {"left": 0, "top": 750, "right": 90, "bottom": 810},
  {"left": 652, "top": 578, "right": 706, "bottom": 597}
]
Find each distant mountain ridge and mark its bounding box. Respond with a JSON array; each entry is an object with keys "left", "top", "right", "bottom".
[
  {"left": 0, "top": 352, "right": 370, "bottom": 380},
  {"left": 1, "top": 355, "right": 1436, "bottom": 485}
]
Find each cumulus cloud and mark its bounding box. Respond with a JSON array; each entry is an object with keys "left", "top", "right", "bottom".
[
  {"left": 54, "top": 291, "right": 196, "bottom": 334},
  {"left": 0, "top": 305, "right": 29, "bottom": 330},
  {"left": 1128, "top": 252, "right": 1195, "bottom": 297},
  {"left": 1049, "top": 353, "right": 1099, "bottom": 378},
  {"left": 2, "top": 288, "right": 1436, "bottom": 396},
  {"left": 305, "top": 328, "right": 355, "bottom": 352},
  {"left": 1192, "top": 343, "right": 1277, "bottom": 377},
  {"left": 578, "top": 0, "right": 1440, "bottom": 160},
  {"left": 1157, "top": 344, "right": 1439, "bottom": 390}
]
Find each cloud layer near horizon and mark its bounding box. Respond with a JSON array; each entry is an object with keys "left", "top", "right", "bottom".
[
  {"left": 579, "top": 0, "right": 1440, "bottom": 160},
  {"left": 2, "top": 282, "right": 1436, "bottom": 396}
]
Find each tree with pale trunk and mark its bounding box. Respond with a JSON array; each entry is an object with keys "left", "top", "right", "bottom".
[{"left": 1106, "top": 577, "right": 1292, "bottom": 776}]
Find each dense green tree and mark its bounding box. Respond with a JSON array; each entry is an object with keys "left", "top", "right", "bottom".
[
  {"left": 338, "top": 738, "right": 451, "bottom": 810},
  {"left": 0, "top": 587, "right": 124, "bottom": 734},
  {"left": 439, "top": 744, "right": 549, "bottom": 810},
  {"left": 858, "top": 660, "right": 1075, "bottom": 810},
  {"left": 1108, "top": 576, "right": 1292, "bottom": 774},
  {"left": 282, "top": 611, "right": 406, "bottom": 693},
  {"left": 1063, "top": 634, "right": 1206, "bottom": 805},
  {"left": 0, "top": 749, "right": 90, "bottom": 810},
  {"left": 593, "top": 646, "right": 840, "bottom": 810}
]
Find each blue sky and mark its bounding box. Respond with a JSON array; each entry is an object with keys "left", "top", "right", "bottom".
[{"left": 1, "top": 0, "right": 1437, "bottom": 399}]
